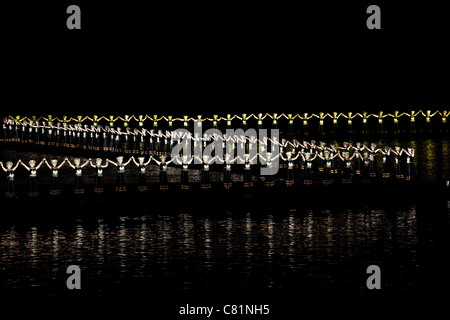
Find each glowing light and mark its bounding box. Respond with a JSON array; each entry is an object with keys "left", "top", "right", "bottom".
[{"left": 9, "top": 109, "right": 449, "bottom": 128}]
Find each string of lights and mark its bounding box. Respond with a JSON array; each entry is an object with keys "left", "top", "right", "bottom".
[
  {"left": 7, "top": 110, "right": 449, "bottom": 125},
  {"left": 1, "top": 119, "right": 413, "bottom": 155},
  {"left": 0, "top": 144, "right": 416, "bottom": 198},
  {"left": 0, "top": 146, "right": 415, "bottom": 168}
]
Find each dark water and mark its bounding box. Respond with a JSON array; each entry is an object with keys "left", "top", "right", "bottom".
[
  {"left": 1, "top": 202, "right": 449, "bottom": 317},
  {"left": 1, "top": 138, "right": 450, "bottom": 317}
]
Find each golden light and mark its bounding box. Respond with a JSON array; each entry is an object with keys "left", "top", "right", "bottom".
[{"left": 288, "top": 114, "right": 293, "bottom": 125}]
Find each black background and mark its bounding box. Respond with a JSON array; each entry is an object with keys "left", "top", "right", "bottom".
[{"left": 3, "top": 1, "right": 450, "bottom": 117}]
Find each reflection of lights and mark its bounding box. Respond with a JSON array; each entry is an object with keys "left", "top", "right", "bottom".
[
  {"left": 267, "top": 215, "right": 274, "bottom": 260},
  {"left": 97, "top": 220, "right": 105, "bottom": 258},
  {"left": 53, "top": 228, "right": 60, "bottom": 258},
  {"left": 76, "top": 224, "right": 84, "bottom": 249},
  {"left": 226, "top": 216, "right": 233, "bottom": 257},
  {"left": 204, "top": 219, "right": 212, "bottom": 262}
]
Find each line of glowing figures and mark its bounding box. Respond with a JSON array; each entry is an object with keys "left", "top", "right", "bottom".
[{"left": 1, "top": 141, "right": 414, "bottom": 198}]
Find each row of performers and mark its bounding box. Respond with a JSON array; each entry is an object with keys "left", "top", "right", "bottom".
[
  {"left": 2, "top": 120, "right": 174, "bottom": 155},
  {"left": 1, "top": 120, "right": 413, "bottom": 160},
  {"left": 0, "top": 148, "right": 414, "bottom": 198},
  {"left": 2, "top": 119, "right": 304, "bottom": 155}
]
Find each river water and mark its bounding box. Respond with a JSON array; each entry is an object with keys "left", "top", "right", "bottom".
[
  {"left": 0, "top": 138, "right": 449, "bottom": 317},
  {"left": 0, "top": 202, "right": 448, "bottom": 317}
]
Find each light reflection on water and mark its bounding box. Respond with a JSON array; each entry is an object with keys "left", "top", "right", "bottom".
[
  {"left": 335, "top": 138, "right": 450, "bottom": 180},
  {"left": 0, "top": 207, "right": 422, "bottom": 297}
]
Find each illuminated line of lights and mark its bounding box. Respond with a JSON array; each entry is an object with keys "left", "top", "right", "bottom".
[
  {"left": 7, "top": 110, "right": 450, "bottom": 125},
  {"left": 2, "top": 121, "right": 413, "bottom": 157},
  {"left": 0, "top": 144, "right": 413, "bottom": 169}
]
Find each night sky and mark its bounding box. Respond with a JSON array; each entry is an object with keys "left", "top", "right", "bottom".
[{"left": 3, "top": 2, "right": 450, "bottom": 116}]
